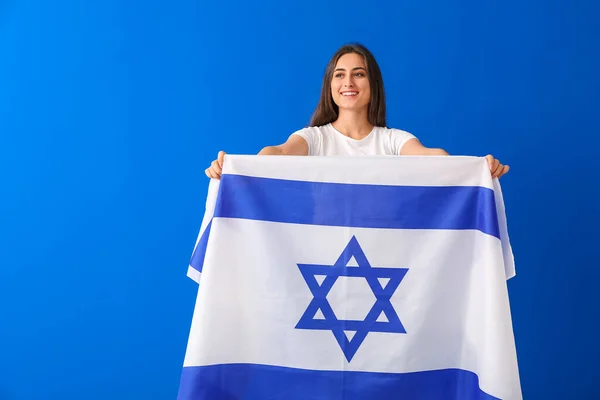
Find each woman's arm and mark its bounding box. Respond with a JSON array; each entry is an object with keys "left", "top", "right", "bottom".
[
  {"left": 205, "top": 136, "right": 309, "bottom": 179},
  {"left": 400, "top": 138, "right": 449, "bottom": 156},
  {"left": 400, "top": 138, "right": 509, "bottom": 178},
  {"left": 258, "top": 135, "right": 308, "bottom": 156}
]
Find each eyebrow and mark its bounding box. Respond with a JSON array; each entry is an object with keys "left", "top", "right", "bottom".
[{"left": 334, "top": 67, "right": 367, "bottom": 72}]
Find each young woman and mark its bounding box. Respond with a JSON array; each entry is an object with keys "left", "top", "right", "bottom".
[{"left": 205, "top": 44, "right": 510, "bottom": 180}]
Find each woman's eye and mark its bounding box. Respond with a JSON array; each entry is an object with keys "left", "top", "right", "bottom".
[{"left": 335, "top": 73, "right": 344, "bottom": 78}]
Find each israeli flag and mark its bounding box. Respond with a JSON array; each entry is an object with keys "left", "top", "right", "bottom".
[{"left": 179, "top": 155, "right": 521, "bottom": 400}]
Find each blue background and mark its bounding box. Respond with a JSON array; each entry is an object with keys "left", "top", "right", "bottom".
[{"left": 1, "top": 0, "right": 598, "bottom": 399}]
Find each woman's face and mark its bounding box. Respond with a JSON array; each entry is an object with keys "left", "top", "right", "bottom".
[{"left": 330, "top": 53, "right": 371, "bottom": 112}]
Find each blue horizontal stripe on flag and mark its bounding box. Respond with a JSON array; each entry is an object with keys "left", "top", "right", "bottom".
[
  {"left": 215, "top": 174, "right": 499, "bottom": 238},
  {"left": 177, "top": 363, "right": 499, "bottom": 400}
]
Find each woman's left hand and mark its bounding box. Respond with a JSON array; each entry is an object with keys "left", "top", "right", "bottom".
[{"left": 485, "top": 154, "right": 510, "bottom": 178}]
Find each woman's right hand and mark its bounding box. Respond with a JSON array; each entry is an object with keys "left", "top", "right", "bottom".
[{"left": 205, "top": 151, "right": 226, "bottom": 179}]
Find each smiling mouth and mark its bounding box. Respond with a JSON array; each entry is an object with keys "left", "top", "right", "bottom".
[{"left": 341, "top": 91, "right": 358, "bottom": 96}]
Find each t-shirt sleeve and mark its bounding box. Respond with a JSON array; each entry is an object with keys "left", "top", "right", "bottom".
[
  {"left": 290, "top": 127, "right": 320, "bottom": 156},
  {"left": 390, "top": 128, "right": 417, "bottom": 155}
]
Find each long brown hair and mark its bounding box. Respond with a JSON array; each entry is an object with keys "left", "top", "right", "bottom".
[{"left": 309, "top": 43, "right": 386, "bottom": 127}]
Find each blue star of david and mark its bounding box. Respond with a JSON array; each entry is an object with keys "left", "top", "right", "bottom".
[{"left": 295, "top": 236, "right": 408, "bottom": 362}]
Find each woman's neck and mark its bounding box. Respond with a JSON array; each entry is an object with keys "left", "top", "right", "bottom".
[{"left": 332, "top": 109, "right": 373, "bottom": 140}]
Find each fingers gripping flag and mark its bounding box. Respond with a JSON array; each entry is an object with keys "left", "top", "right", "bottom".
[{"left": 179, "top": 156, "right": 521, "bottom": 400}]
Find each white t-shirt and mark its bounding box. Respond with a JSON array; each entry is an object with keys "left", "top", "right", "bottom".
[{"left": 291, "top": 123, "right": 416, "bottom": 156}]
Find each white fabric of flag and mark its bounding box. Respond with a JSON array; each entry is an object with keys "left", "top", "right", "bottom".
[{"left": 178, "top": 155, "right": 521, "bottom": 400}]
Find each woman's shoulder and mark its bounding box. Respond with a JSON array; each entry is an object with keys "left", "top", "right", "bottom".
[
  {"left": 374, "top": 125, "right": 414, "bottom": 136},
  {"left": 293, "top": 124, "right": 330, "bottom": 134},
  {"left": 290, "top": 124, "right": 331, "bottom": 139},
  {"left": 289, "top": 124, "right": 331, "bottom": 156},
  {"left": 374, "top": 126, "right": 417, "bottom": 154}
]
